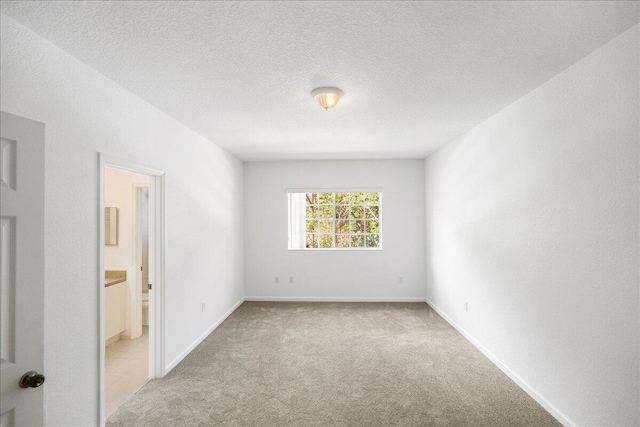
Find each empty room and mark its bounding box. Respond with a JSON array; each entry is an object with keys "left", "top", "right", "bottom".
[{"left": 0, "top": 1, "right": 638, "bottom": 426}]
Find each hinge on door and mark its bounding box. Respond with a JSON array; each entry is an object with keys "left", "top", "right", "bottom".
[
  {"left": 148, "top": 283, "right": 152, "bottom": 290},
  {"left": 141, "top": 266, "right": 143, "bottom": 271}
]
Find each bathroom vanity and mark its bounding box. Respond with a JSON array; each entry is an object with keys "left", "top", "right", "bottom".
[{"left": 105, "top": 271, "right": 126, "bottom": 345}]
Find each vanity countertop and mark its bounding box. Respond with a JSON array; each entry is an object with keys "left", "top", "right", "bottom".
[{"left": 105, "top": 270, "right": 126, "bottom": 287}]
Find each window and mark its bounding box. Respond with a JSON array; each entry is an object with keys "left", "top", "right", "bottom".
[{"left": 288, "top": 191, "right": 382, "bottom": 250}]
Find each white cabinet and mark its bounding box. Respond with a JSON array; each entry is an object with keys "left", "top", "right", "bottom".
[{"left": 105, "top": 281, "right": 126, "bottom": 341}]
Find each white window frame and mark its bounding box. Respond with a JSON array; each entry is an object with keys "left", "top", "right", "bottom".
[{"left": 287, "top": 188, "right": 383, "bottom": 251}]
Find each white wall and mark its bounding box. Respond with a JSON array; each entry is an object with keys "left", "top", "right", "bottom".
[
  {"left": 1, "top": 14, "right": 244, "bottom": 426},
  {"left": 244, "top": 160, "right": 426, "bottom": 300},
  {"left": 424, "top": 25, "right": 639, "bottom": 426},
  {"left": 104, "top": 167, "right": 149, "bottom": 337}
]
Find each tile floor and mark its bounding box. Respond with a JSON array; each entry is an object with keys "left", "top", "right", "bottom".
[{"left": 105, "top": 327, "right": 149, "bottom": 419}]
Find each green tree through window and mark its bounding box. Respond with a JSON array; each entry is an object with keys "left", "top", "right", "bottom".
[{"left": 302, "top": 192, "right": 381, "bottom": 249}]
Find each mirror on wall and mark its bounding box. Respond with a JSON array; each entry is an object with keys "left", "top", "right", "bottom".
[{"left": 105, "top": 207, "right": 118, "bottom": 245}]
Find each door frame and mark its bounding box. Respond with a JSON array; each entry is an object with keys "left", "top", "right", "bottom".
[
  {"left": 98, "top": 153, "right": 166, "bottom": 425},
  {"left": 133, "top": 183, "right": 149, "bottom": 342}
]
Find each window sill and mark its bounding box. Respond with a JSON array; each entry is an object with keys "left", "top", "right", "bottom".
[{"left": 287, "top": 248, "right": 383, "bottom": 251}]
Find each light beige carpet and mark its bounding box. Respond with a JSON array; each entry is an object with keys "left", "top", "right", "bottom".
[{"left": 106, "top": 302, "right": 560, "bottom": 426}]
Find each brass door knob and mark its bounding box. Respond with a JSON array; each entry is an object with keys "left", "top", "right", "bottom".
[{"left": 19, "top": 371, "right": 45, "bottom": 388}]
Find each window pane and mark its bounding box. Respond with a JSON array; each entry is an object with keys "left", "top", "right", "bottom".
[
  {"left": 365, "top": 220, "right": 379, "bottom": 233},
  {"left": 349, "top": 206, "right": 363, "bottom": 219},
  {"left": 319, "top": 205, "right": 333, "bottom": 219},
  {"left": 335, "top": 205, "right": 349, "bottom": 219},
  {"left": 319, "top": 220, "right": 333, "bottom": 233},
  {"left": 306, "top": 193, "right": 317, "bottom": 205},
  {"left": 318, "top": 234, "right": 334, "bottom": 248},
  {"left": 365, "top": 206, "right": 379, "bottom": 220},
  {"left": 335, "top": 220, "right": 349, "bottom": 234},
  {"left": 335, "top": 193, "right": 349, "bottom": 204},
  {"left": 364, "top": 192, "right": 380, "bottom": 204},
  {"left": 351, "top": 234, "right": 364, "bottom": 247},
  {"left": 318, "top": 193, "right": 333, "bottom": 204},
  {"left": 349, "top": 193, "right": 364, "bottom": 204},
  {"left": 306, "top": 233, "right": 317, "bottom": 248},
  {"left": 336, "top": 234, "right": 350, "bottom": 248},
  {"left": 306, "top": 205, "right": 318, "bottom": 219},
  {"left": 306, "top": 220, "right": 318, "bottom": 232},
  {"left": 350, "top": 220, "right": 364, "bottom": 234},
  {"left": 365, "top": 234, "right": 380, "bottom": 248}
]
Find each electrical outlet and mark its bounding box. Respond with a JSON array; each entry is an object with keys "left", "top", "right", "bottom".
[
  {"left": 275, "top": 276, "right": 280, "bottom": 284},
  {"left": 398, "top": 276, "right": 404, "bottom": 284},
  {"left": 465, "top": 302, "right": 468, "bottom": 312},
  {"left": 289, "top": 276, "right": 294, "bottom": 284},
  {"left": 202, "top": 302, "right": 205, "bottom": 312}
]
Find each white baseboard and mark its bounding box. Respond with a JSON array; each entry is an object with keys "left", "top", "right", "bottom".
[
  {"left": 244, "top": 296, "right": 426, "bottom": 302},
  {"left": 165, "top": 297, "right": 245, "bottom": 373},
  {"left": 425, "top": 298, "right": 576, "bottom": 427}
]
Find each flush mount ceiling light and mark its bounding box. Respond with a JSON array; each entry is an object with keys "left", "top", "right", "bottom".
[{"left": 311, "top": 87, "right": 343, "bottom": 110}]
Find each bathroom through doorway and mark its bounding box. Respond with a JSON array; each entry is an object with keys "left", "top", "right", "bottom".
[{"left": 99, "top": 156, "right": 165, "bottom": 424}]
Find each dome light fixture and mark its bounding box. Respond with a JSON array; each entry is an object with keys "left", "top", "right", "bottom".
[{"left": 311, "top": 87, "right": 343, "bottom": 110}]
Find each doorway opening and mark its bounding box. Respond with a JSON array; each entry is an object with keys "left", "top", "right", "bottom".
[{"left": 99, "top": 156, "right": 165, "bottom": 424}]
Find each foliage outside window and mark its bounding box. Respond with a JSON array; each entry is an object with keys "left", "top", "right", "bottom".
[{"left": 288, "top": 192, "right": 381, "bottom": 249}]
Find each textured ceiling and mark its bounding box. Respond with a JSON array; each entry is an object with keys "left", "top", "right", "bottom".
[{"left": 1, "top": 1, "right": 638, "bottom": 161}]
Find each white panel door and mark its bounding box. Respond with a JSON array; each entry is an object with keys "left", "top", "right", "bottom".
[{"left": 0, "top": 112, "right": 45, "bottom": 426}]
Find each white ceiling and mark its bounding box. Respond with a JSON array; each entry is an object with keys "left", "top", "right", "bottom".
[{"left": 1, "top": 1, "right": 638, "bottom": 161}]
